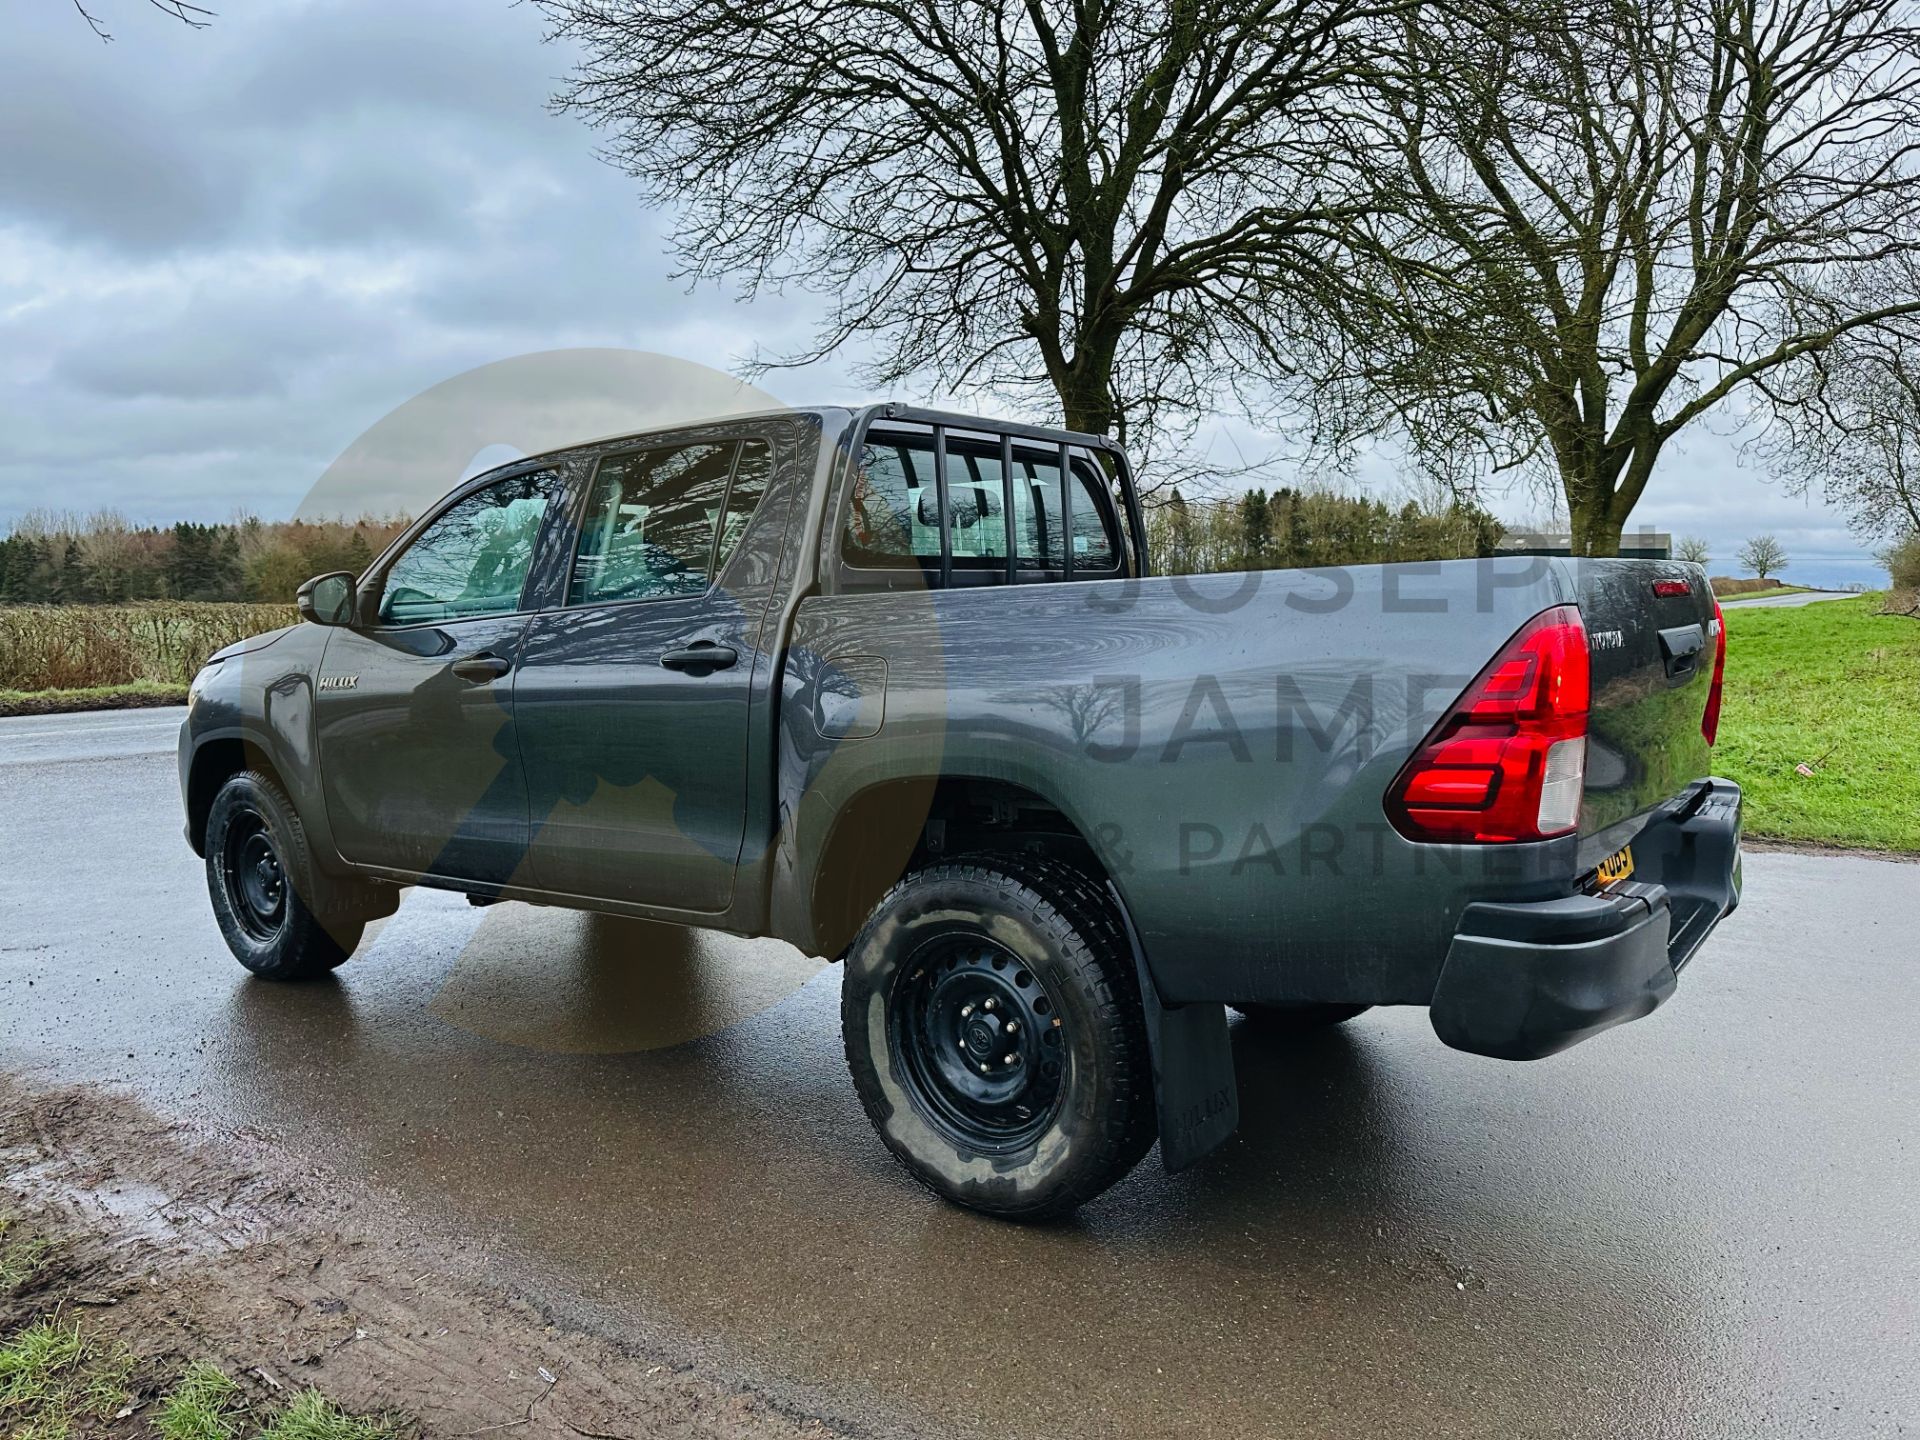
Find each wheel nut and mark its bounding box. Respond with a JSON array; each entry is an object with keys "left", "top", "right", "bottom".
[
  {"left": 961, "top": 1003, "right": 974, "bottom": 1018},
  {"left": 1004, "top": 1020, "right": 1019, "bottom": 1034},
  {"left": 1004, "top": 1052, "right": 1019, "bottom": 1065},
  {"left": 983, "top": 998, "right": 997, "bottom": 1011},
  {"left": 979, "top": 1063, "right": 991, "bottom": 1073}
]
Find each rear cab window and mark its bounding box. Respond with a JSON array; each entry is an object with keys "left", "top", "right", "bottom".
[{"left": 839, "top": 427, "right": 1124, "bottom": 589}]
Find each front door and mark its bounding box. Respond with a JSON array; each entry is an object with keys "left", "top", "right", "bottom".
[
  {"left": 515, "top": 437, "right": 776, "bottom": 912},
  {"left": 315, "top": 466, "right": 566, "bottom": 884}
]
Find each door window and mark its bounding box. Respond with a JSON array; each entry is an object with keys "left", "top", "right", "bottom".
[
  {"left": 569, "top": 441, "right": 765, "bottom": 605},
  {"left": 715, "top": 440, "right": 772, "bottom": 576},
  {"left": 378, "top": 469, "right": 563, "bottom": 624}
]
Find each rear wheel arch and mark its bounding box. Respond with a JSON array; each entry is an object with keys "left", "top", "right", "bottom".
[{"left": 801, "top": 773, "right": 1124, "bottom": 958}]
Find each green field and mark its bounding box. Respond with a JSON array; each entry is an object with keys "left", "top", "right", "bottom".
[{"left": 1715, "top": 596, "right": 1920, "bottom": 852}]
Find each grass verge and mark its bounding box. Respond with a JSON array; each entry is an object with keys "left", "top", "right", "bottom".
[
  {"left": 2, "top": 1209, "right": 406, "bottom": 1440},
  {"left": 0, "top": 1316, "right": 135, "bottom": 1440},
  {"left": 156, "top": 1364, "right": 245, "bottom": 1440},
  {"left": 0, "top": 1214, "right": 56, "bottom": 1293},
  {"left": 1716, "top": 595, "right": 1920, "bottom": 852},
  {"left": 153, "top": 1367, "right": 398, "bottom": 1440},
  {"left": 0, "top": 681, "right": 189, "bottom": 718},
  {"left": 0, "top": 1326, "right": 399, "bottom": 1440}
]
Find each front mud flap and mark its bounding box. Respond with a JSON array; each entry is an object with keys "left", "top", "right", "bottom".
[{"left": 1108, "top": 884, "right": 1239, "bottom": 1172}]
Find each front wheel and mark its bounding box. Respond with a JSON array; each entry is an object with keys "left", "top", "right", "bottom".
[
  {"left": 205, "top": 770, "right": 373, "bottom": 980},
  {"left": 841, "top": 857, "right": 1156, "bottom": 1220}
]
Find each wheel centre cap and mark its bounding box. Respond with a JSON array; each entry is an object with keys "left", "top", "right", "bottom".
[{"left": 964, "top": 1016, "right": 1000, "bottom": 1058}]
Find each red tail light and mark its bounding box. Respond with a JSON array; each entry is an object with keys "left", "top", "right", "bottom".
[
  {"left": 1385, "top": 605, "right": 1590, "bottom": 843},
  {"left": 1701, "top": 600, "right": 1727, "bottom": 744}
]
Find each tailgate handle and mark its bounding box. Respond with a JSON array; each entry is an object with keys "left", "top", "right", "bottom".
[{"left": 1658, "top": 624, "right": 1705, "bottom": 683}]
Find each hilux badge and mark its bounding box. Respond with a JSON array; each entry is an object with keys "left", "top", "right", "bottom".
[{"left": 317, "top": 674, "right": 359, "bottom": 691}]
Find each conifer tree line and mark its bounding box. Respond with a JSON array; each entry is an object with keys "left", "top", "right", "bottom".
[
  {"left": 0, "top": 512, "right": 410, "bottom": 606},
  {"left": 1146, "top": 489, "right": 1504, "bottom": 576}
]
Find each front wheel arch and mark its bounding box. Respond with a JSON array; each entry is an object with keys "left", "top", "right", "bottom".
[{"left": 186, "top": 734, "right": 289, "bottom": 858}]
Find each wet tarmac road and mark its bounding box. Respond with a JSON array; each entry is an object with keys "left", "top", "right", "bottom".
[
  {"left": 3, "top": 707, "right": 1917, "bottom": 1439},
  {"left": 1718, "top": 590, "right": 1857, "bottom": 609}
]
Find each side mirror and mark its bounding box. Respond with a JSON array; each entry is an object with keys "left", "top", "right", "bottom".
[{"left": 296, "top": 571, "right": 358, "bottom": 627}]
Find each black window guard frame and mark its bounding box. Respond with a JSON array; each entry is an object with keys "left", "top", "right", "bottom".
[{"left": 832, "top": 402, "right": 1150, "bottom": 591}]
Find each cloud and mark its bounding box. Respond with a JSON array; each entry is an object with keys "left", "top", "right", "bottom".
[
  {"left": 0, "top": 57, "right": 228, "bottom": 255},
  {"left": 0, "top": 0, "right": 1891, "bottom": 590}
]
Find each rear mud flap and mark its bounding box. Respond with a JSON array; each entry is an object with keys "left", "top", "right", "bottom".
[{"left": 1108, "top": 884, "right": 1239, "bottom": 1172}]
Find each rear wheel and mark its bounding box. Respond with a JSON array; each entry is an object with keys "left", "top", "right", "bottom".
[
  {"left": 841, "top": 856, "right": 1156, "bottom": 1220},
  {"left": 1234, "top": 1002, "right": 1371, "bottom": 1033},
  {"left": 205, "top": 770, "right": 382, "bottom": 980}
]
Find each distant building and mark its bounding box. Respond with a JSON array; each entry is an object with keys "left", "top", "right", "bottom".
[{"left": 1496, "top": 529, "right": 1671, "bottom": 560}]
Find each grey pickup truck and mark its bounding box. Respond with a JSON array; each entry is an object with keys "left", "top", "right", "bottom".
[{"left": 181, "top": 405, "right": 1742, "bottom": 1218}]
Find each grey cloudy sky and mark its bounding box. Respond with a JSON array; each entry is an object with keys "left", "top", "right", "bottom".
[{"left": 0, "top": 0, "right": 1889, "bottom": 586}]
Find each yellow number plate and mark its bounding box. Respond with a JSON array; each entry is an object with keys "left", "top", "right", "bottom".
[{"left": 1595, "top": 846, "right": 1635, "bottom": 887}]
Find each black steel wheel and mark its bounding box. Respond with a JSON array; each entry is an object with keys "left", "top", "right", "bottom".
[
  {"left": 221, "top": 804, "right": 289, "bottom": 943},
  {"left": 204, "top": 769, "right": 368, "bottom": 980},
  {"left": 888, "top": 933, "right": 1069, "bottom": 1155},
  {"left": 842, "top": 855, "right": 1156, "bottom": 1220}
]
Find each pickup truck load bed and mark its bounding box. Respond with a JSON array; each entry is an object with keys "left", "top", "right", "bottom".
[{"left": 180, "top": 405, "right": 1742, "bottom": 1217}]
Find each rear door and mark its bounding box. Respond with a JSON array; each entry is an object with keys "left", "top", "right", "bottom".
[
  {"left": 1568, "top": 559, "right": 1718, "bottom": 844},
  {"left": 315, "top": 466, "right": 567, "bottom": 883},
  {"left": 514, "top": 436, "right": 779, "bottom": 912}
]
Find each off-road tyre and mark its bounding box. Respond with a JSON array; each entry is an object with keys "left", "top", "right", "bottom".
[
  {"left": 205, "top": 769, "right": 382, "bottom": 980},
  {"left": 1233, "top": 1002, "right": 1372, "bottom": 1032},
  {"left": 841, "top": 853, "right": 1157, "bottom": 1220}
]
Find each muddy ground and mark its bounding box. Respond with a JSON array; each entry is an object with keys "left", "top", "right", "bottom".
[{"left": 0, "top": 1076, "right": 848, "bottom": 1439}]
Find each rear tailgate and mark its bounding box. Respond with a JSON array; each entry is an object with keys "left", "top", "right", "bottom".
[{"left": 1561, "top": 559, "right": 1718, "bottom": 853}]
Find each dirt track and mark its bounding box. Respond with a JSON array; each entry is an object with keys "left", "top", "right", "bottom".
[{"left": 1, "top": 1076, "right": 847, "bottom": 1439}]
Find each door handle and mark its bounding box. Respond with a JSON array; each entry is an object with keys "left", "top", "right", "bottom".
[
  {"left": 660, "top": 641, "right": 738, "bottom": 675},
  {"left": 450, "top": 653, "right": 512, "bottom": 683}
]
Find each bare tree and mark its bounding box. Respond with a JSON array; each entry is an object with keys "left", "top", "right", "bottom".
[
  {"left": 69, "top": 0, "right": 212, "bottom": 42},
  {"left": 1322, "top": 0, "right": 1920, "bottom": 554},
  {"left": 533, "top": 0, "right": 1409, "bottom": 481},
  {"left": 1771, "top": 337, "right": 1920, "bottom": 539},
  {"left": 1738, "top": 533, "right": 1788, "bottom": 578},
  {"left": 1677, "top": 535, "right": 1712, "bottom": 565}
]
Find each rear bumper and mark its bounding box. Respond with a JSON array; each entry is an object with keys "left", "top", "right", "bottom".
[{"left": 1430, "top": 778, "right": 1742, "bottom": 1060}]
